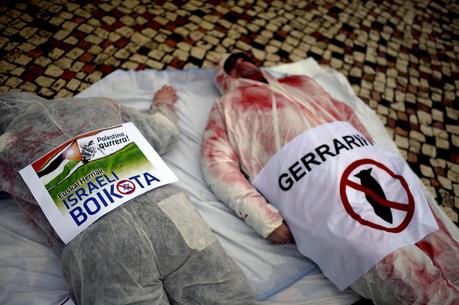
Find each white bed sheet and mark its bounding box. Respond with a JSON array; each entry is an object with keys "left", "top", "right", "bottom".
[
  {"left": 0, "top": 196, "right": 73, "bottom": 305},
  {"left": 5, "top": 58, "right": 456, "bottom": 304}
]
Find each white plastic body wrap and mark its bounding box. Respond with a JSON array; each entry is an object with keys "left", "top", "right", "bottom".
[
  {"left": 0, "top": 92, "right": 258, "bottom": 305},
  {"left": 200, "top": 57, "right": 459, "bottom": 304}
]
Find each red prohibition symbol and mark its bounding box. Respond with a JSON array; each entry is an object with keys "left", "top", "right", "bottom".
[
  {"left": 340, "top": 159, "right": 415, "bottom": 233},
  {"left": 116, "top": 180, "right": 136, "bottom": 195}
]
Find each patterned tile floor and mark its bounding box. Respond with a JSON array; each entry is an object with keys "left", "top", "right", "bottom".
[{"left": 0, "top": 0, "right": 458, "bottom": 226}]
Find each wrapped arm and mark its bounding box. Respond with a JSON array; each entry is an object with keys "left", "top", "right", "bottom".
[
  {"left": 121, "top": 95, "right": 179, "bottom": 155},
  {"left": 201, "top": 103, "right": 283, "bottom": 238}
]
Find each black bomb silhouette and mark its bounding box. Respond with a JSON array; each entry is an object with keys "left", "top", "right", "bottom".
[{"left": 354, "top": 168, "right": 393, "bottom": 224}]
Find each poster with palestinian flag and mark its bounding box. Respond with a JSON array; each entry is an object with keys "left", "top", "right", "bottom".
[{"left": 20, "top": 122, "right": 178, "bottom": 244}]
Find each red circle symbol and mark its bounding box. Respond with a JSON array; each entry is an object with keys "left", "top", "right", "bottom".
[
  {"left": 340, "top": 159, "right": 415, "bottom": 233},
  {"left": 116, "top": 180, "right": 136, "bottom": 195}
]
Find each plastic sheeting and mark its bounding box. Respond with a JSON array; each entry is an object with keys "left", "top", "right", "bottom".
[
  {"left": 0, "top": 197, "right": 70, "bottom": 305},
  {"left": 0, "top": 92, "right": 257, "bottom": 305},
  {"left": 6, "top": 58, "right": 455, "bottom": 304},
  {"left": 76, "top": 65, "right": 359, "bottom": 303},
  {"left": 61, "top": 188, "right": 256, "bottom": 305},
  {"left": 202, "top": 57, "right": 459, "bottom": 304}
]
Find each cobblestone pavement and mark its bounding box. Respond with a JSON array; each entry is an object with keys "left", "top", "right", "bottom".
[{"left": 0, "top": 0, "right": 458, "bottom": 226}]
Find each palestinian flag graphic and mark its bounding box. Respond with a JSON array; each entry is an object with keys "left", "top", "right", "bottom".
[
  {"left": 32, "top": 129, "right": 101, "bottom": 190},
  {"left": 33, "top": 140, "right": 83, "bottom": 188}
]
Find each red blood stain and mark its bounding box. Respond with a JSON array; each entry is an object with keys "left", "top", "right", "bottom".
[
  {"left": 416, "top": 240, "right": 434, "bottom": 259},
  {"left": 236, "top": 87, "right": 281, "bottom": 110},
  {"left": 279, "top": 75, "right": 306, "bottom": 87}
]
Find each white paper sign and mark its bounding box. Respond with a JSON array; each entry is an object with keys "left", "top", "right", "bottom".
[
  {"left": 20, "top": 122, "right": 178, "bottom": 244},
  {"left": 252, "top": 121, "right": 438, "bottom": 290}
]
